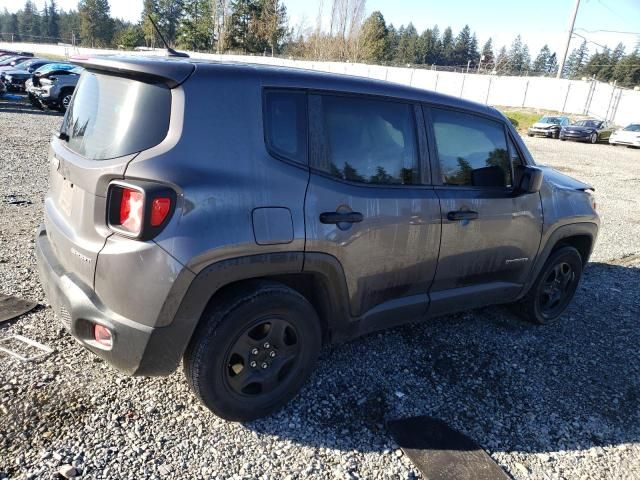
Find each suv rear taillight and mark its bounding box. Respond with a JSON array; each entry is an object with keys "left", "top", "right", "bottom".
[{"left": 107, "top": 181, "right": 176, "bottom": 240}]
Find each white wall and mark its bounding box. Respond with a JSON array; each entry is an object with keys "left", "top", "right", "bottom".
[{"left": 3, "top": 41, "right": 639, "bottom": 126}]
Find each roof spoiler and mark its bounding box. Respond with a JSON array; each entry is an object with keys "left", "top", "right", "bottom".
[{"left": 70, "top": 56, "right": 195, "bottom": 88}]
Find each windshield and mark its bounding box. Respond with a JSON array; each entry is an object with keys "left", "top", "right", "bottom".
[
  {"left": 61, "top": 71, "right": 172, "bottom": 160},
  {"left": 539, "top": 116, "right": 562, "bottom": 124},
  {"left": 35, "top": 63, "right": 74, "bottom": 74},
  {"left": 573, "top": 120, "right": 602, "bottom": 128},
  {"left": 623, "top": 124, "right": 640, "bottom": 132}
]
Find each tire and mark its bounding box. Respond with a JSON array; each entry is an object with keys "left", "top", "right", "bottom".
[
  {"left": 527, "top": 133, "right": 533, "bottom": 137},
  {"left": 183, "top": 280, "right": 322, "bottom": 421},
  {"left": 561, "top": 138, "right": 566, "bottom": 141},
  {"left": 515, "top": 246, "right": 583, "bottom": 325},
  {"left": 590, "top": 133, "right": 598, "bottom": 144},
  {"left": 553, "top": 130, "right": 560, "bottom": 139},
  {"left": 58, "top": 90, "right": 73, "bottom": 112}
]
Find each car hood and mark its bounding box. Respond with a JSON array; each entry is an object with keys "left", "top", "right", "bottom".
[
  {"left": 563, "top": 125, "right": 595, "bottom": 133},
  {"left": 537, "top": 165, "right": 594, "bottom": 191},
  {"left": 532, "top": 122, "right": 557, "bottom": 128}
]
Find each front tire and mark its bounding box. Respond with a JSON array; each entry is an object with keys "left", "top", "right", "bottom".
[
  {"left": 516, "top": 246, "right": 583, "bottom": 325},
  {"left": 590, "top": 133, "right": 598, "bottom": 144},
  {"left": 183, "top": 280, "right": 322, "bottom": 421}
]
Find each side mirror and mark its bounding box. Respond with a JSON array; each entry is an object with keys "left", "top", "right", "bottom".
[{"left": 517, "top": 166, "right": 544, "bottom": 194}]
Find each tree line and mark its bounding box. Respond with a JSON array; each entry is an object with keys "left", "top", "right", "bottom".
[{"left": 1, "top": 0, "right": 638, "bottom": 87}]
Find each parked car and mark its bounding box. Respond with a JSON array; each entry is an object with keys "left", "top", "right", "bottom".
[
  {"left": 527, "top": 115, "right": 570, "bottom": 138},
  {"left": 0, "top": 78, "right": 6, "bottom": 96},
  {"left": 30, "top": 66, "right": 83, "bottom": 111},
  {"left": 608, "top": 123, "right": 640, "bottom": 147},
  {"left": 0, "top": 49, "right": 33, "bottom": 57},
  {"left": 0, "top": 55, "right": 34, "bottom": 71},
  {"left": 26, "top": 63, "right": 78, "bottom": 107},
  {"left": 560, "top": 119, "right": 615, "bottom": 144},
  {"left": 0, "top": 58, "right": 55, "bottom": 91},
  {"left": 36, "top": 56, "right": 599, "bottom": 421}
]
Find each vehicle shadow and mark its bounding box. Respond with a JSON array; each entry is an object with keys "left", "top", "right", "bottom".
[
  {"left": 0, "top": 96, "right": 62, "bottom": 116},
  {"left": 247, "top": 261, "right": 640, "bottom": 456}
]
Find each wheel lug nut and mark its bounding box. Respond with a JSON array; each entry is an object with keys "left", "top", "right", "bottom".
[
  {"left": 269, "top": 351, "right": 276, "bottom": 358},
  {"left": 261, "top": 362, "right": 268, "bottom": 369},
  {"left": 251, "top": 348, "right": 259, "bottom": 355},
  {"left": 250, "top": 361, "right": 257, "bottom": 368},
  {"left": 263, "top": 342, "right": 270, "bottom": 349}
]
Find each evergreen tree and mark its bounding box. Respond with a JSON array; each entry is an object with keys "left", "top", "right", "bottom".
[
  {"left": 178, "top": 0, "right": 214, "bottom": 51},
  {"left": 0, "top": 9, "right": 19, "bottom": 41},
  {"left": 452, "top": 24, "right": 472, "bottom": 67},
  {"left": 385, "top": 23, "right": 399, "bottom": 62},
  {"left": 226, "top": 0, "right": 261, "bottom": 53},
  {"left": 78, "top": 0, "right": 114, "bottom": 47},
  {"left": 141, "top": 0, "right": 159, "bottom": 47},
  {"left": 441, "top": 26, "right": 453, "bottom": 65},
  {"left": 495, "top": 45, "right": 508, "bottom": 73},
  {"left": 507, "top": 35, "right": 529, "bottom": 74},
  {"left": 47, "top": 0, "right": 60, "bottom": 40},
  {"left": 480, "top": 38, "right": 494, "bottom": 71},
  {"left": 612, "top": 49, "right": 640, "bottom": 87},
  {"left": 532, "top": 45, "right": 551, "bottom": 74},
  {"left": 257, "top": 0, "right": 288, "bottom": 56},
  {"left": 59, "top": 9, "right": 81, "bottom": 44},
  {"left": 421, "top": 25, "right": 441, "bottom": 65},
  {"left": 396, "top": 22, "right": 419, "bottom": 64},
  {"left": 563, "top": 40, "right": 588, "bottom": 78},
  {"left": 546, "top": 52, "right": 558, "bottom": 76},
  {"left": 18, "top": 0, "right": 40, "bottom": 41},
  {"left": 360, "top": 11, "right": 388, "bottom": 63}
]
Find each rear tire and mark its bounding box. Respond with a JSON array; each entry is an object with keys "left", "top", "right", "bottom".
[
  {"left": 515, "top": 246, "right": 583, "bottom": 325},
  {"left": 183, "top": 280, "right": 322, "bottom": 421}
]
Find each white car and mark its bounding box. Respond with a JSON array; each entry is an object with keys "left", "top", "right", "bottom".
[{"left": 609, "top": 124, "right": 640, "bottom": 147}]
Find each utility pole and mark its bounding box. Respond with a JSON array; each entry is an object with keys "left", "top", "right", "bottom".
[{"left": 557, "top": 0, "right": 580, "bottom": 78}]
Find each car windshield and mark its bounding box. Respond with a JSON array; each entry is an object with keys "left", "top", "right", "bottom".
[
  {"left": 573, "top": 120, "right": 602, "bottom": 128},
  {"left": 18, "top": 58, "right": 42, "bottom": 69},
  {"left": 34, "top": 63, "right": 74, "bottom": 75},
  {"left": 0, "top": 56, "right": 20, "bottom": 65},
  {"left": 623, "top": 124, "right": 640, "bottom": 132},
  {"left": 540, "top": 116, "right": 562, "bottom": 124}
]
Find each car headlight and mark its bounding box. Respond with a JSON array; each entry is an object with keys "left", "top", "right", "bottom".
[{"left": 4, "top": 75, "right": 11, "bottom": 82}]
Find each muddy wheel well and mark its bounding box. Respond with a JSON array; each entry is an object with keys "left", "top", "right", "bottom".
[
  {"left": 204, "top": 273, "right": 334, "bottom": 345},
  {"left": 554, "top": 235, "right": 593, "bottom": 265}
]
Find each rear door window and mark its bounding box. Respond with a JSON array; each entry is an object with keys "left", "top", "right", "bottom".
[
  {"left": 311, "top": 94, "right": 419, "bottom": 185},
  {"left": 61, "top": 71, "right": 171, "bottom": 160},
  {"left": 431, "top": 108, "right": 511, "bottom": 188}
]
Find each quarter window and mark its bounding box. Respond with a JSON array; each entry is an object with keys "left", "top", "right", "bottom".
[
  {"left": 431, "top": 108, "right": 511, "bottom": 188},
  {"left": 312, "top": 95, "right": 419, "bottom": 185},
  {"left": 264, "top": 90, "right": 307, "bottom": 164}
]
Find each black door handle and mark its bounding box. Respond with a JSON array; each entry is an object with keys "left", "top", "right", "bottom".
[
  {"left": 319, "top": 211, "right": 364, "bottom": 224},
  {"left": 447, "top": 210, "right": 479, "bottom": 221}
]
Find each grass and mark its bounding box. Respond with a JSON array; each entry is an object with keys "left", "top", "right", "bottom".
[{"left": 496, "top": 106, "right": 583, "bottom": 133}]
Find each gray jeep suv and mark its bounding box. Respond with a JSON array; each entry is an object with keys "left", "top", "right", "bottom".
[{"left": 36, "top": 55, "right": 599, "bottom": 421}]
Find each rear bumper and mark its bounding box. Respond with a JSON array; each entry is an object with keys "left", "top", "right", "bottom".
[{"left": 35, "top": 224, "right": 186, "bottom": 376}]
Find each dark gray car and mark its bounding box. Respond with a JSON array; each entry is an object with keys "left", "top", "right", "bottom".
[{"left": 35, "top": 56, "right": 599, "bottom": 421}]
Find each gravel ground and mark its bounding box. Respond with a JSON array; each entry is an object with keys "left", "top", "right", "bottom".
[{"left": 1, "top": 96, "right": 639, "bottom": 480}]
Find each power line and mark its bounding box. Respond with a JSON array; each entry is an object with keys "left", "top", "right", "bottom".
[{"left": 576, "top": 28, "right": 640, "bottom": 36}]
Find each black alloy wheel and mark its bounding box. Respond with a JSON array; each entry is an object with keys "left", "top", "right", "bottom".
[
  {"left": 183, "top": 280, "right": 322, "bottom": 421},
  {"left": 225, "top": 317, "right": 300, "bottom": 397},
  {"left": 515, "top": 246, "right": 583, "bottom": 325}
]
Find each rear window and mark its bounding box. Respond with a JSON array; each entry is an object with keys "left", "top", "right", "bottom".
[{"left": 61, "top": 71, "right": 171, "bottom": 160}]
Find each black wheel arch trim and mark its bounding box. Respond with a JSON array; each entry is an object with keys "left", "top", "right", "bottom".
[
  {"left": 518, "top": 222, "right": 598, "bottom": 299},
  {"left": 138, "top": 251, "right": 352, "bottom": 376}
]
